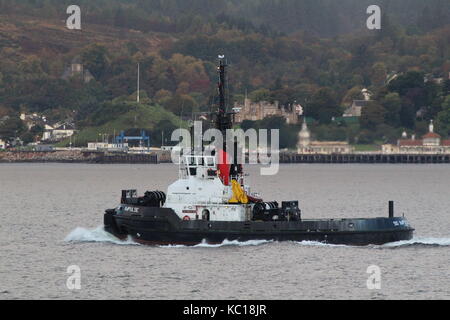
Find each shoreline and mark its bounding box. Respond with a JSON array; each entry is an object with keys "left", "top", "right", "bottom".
[
  {"left": 1, "top": 150, "right": 450, "bottom": 164},
  {"left": 0, "top": 150, "right": 162, "bottom": 164}
]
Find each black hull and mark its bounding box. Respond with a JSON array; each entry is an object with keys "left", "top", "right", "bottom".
[
  {"left": 107, "top": 228, "right": 414, "bottom": 246},
  {"left": 104, "top": 206, "right": 414, "bottom": 246}
]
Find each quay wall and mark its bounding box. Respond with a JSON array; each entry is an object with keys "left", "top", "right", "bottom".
[
  {"left": 279, "top": 152, "right": 450, "bottom": 164},
  {"left": 0, "top": 150, "right": 162, "bottom": 164},
  {"left": 1, "top": 150, "right": 450, "bottom": 164}
]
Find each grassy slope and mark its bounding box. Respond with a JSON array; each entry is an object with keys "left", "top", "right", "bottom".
[
  {"left": 354, "top": 144, "right": 381, "bottom": 152},
  {"left": 59, "top": 103, "right": 185, "bottom": 146},
  {"left": 0, "top": 13, "right": 168, "bottom": 58}
]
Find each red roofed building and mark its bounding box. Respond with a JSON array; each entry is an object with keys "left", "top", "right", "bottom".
[{"left": 382, "top": 120, "right": 450, "bottom": 154}]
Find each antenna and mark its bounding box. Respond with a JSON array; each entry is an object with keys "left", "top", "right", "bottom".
[{"left": 137, "top": 63, "right": 140, "bottom": 103}]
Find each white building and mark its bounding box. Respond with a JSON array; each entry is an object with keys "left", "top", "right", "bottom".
[
  {"left": 87, "top": 142, "right": 129, "bottom": 151},
  {"left": 297, "top": 119, "right": 354, "bottom": 154},
  {"left": 382, "top": 120, "right": 450, "bottom": 154},
  {"left": 43, "top": 123, "right": 76, "bottom": 142}
]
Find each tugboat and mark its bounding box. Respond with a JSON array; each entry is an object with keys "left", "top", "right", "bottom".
[{"left": 103, "top": 57, "right": 414, "bottom": 246}]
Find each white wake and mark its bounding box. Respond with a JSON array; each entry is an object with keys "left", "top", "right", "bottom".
[
  {"left": 379, "top": 237, "right": 450, "bottom": 248},
  {"left": 295, "top": 240, "right": 352, "bottom": 247},
  {"left": 194, "top": 239, "right": 272, "bottom": 248},
  {"left": 64, "top": 227, "right": 450, "bottom": 249},
  {"left": 292, "top": 238, "right": 450, "bottom": 248},
  {"left": 64, "top": 226, "right": 139, "bottom": 245},
  {"left": 159, "top": 239, "right": 273, "bottom": 248}
]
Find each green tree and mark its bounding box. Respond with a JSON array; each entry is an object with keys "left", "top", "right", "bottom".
[
  {"left": 436, "top": 95, "right": 450, "bottom": 137},
  {"left": 260, "top": 115, "right": 286, "bottom": 130},
  {"left": 249, "top": 89, "right": 271, "bottom": 102},
  {"left": 341, "top": 86, "right": 363, "bottom": 107},
  {"left": 306, "top": 88, "right": 341, "bottom": 124},
  {"left": 371, "top": 62, "right": 387, "bottom": 87},
  {"left": 399, "top": 100, "right": 417, "bottom": 129},
  {"left": 164, "top": 94, "right": 196, "bottom": 115},
  {"left": 20, "top": 132, "right": 35, "bottom": 144},
  {"left": 240, "top": 120, "right": 256, "bottom": 131},
  {"left": 360, "top": 101, "right": 386, "bottom": 129},
  {"left": 259, "top": 116, "right": 296, "bottom": 149},
  {"left": 443, "top": 79, "right": 450, "bottom": 96},
  {"left": 29, "top": 124, "right": 44, "bottom": 137},
  {"left": 388, "top": 71, "right": 424, "bottom": 97},
  {"left": 0, "top": 117, "right": 26, "bottom": 139},
  {"left": 81, "top": 45, "right": 109, "bottom": 79},
  {"left": 152, "top": 119, "right": 178, "bottom": 146},
  {"left": 382, "top": 92, "right": 402, "bottom": 127}
]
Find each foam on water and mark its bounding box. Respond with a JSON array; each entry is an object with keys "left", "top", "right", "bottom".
[
  {"left": 64, "top": 226, "right": 139, "bottom": 245},
  {"left": 293, "top": 238, "right": 450, "bottom": 249},
  {"left": 161, "top": 238, "right": 450, "bottom": 249},
  {"left": 379, "top": 237, "right": 450, "bottom": 248},
  {"left": 64, "top": 227, "right": 450, "bottom": 249},
  {"left": 158, "top": 239, "right": 273, "bottom": 248},
  {"left": 293, "top": 240, "right": 352, "bottom": 248},
  {"left": 194, "top": 239, "right": 273, "bottom": 248}
]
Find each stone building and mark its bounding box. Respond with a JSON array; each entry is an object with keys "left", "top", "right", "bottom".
[
  {"left": 342, "top": 88, "right": 373, "bottom": 118},
  {"left": 61, "top": 56, "right": 94, "bottom": 83},
  {"left": 382, "top": 120, "right": 450, "bottom": 154},
  {"left": 234, "top": 98, "right": 300, "bottom": 124},
  {"left": 297, "top": 119, "right": 354, "bottom": 154},
  {"left": 342, "top": 100, "right": 370, "bottom": 117}
]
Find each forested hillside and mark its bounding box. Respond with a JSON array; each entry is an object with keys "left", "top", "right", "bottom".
[
  {"left": 2, "top": 0, "right": 449, "bottom": 36},
  {"left": 1, "top": 0, "right": 450, "bottom": 147}
]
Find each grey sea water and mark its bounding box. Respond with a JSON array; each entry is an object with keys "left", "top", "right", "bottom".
[{"left": 0, "top": 163, "right": 449, "bottom": 299}]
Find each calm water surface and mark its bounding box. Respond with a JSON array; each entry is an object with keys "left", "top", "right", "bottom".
[{"left": 0, "top": 163, "right": 449, "bottom": 299}]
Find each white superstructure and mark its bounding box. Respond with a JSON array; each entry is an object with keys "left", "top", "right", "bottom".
[{"left": 164, "top": 155, "right": 251, "bottom": 222}]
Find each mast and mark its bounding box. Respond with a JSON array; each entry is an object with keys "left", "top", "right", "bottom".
[
  {"left": 137, "top": 63, "right": 140, "bottom": 103},
  {"left": 215, "top": 55, "right": 242, "bottom": 182},
  {"left": 215, "top": 56, "right": 233, "bottom": 139}
]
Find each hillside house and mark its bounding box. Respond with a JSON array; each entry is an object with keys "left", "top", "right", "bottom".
[
  {"left": 61, "top": 56, "right": 95, "bottom": 83},
  {"left": 234, "top": 98, "right": 301, "bottom": 124}
]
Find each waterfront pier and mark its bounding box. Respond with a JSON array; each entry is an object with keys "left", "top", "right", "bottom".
[
  {"left": 2, "top": 150, "right": 450, "bottom": 164},
  {"left": 279, "top": 152, "right": 450, "bottom": 164}
]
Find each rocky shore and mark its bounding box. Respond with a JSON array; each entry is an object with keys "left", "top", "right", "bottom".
[{"left": 0, "top": 150, "right": 170, "bottom": 164}]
